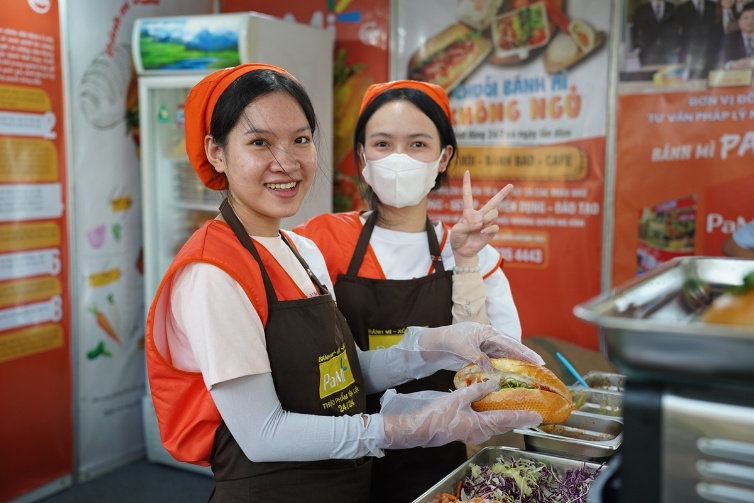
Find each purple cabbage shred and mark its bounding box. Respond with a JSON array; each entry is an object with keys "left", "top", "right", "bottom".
[{"left": 456, "top": 456, "right": 604, "bottom": 503}]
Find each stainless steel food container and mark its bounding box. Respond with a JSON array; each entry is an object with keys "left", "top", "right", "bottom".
[
  {"left": 570, "top": 387, "right": 623, "bottom": 417},
  {"left": 515, "top": 411, "right": 623, "bottom": 462},
  {"left": 573, "top": 257, "right": 754, "bottom": 383},
  {"left": 412, "top": 446, "right": 604, "bottom": 503},
  {"left": 581, "top": 371, "right": 626, "bottom": 393}
]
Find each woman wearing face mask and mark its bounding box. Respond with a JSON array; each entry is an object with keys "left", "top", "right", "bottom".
[{"left": 294, "top": 80, "right": 521, "bottom": 501}]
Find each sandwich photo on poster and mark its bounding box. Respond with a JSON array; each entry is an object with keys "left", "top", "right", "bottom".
[
  {"left": 406, "top": 0, "right": 607, "bottom": 93},
  {"left": 637, "top": 194, "right": 697, "bottom": 274}
]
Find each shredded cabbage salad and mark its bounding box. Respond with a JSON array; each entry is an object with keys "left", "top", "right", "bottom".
[{"left": 435, "top": 455, "right": 603, "bottom": 503}]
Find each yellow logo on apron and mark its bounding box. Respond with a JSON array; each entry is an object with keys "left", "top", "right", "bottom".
[
  {"left": 318, "top": 344, "right": 355, "bottom": 399},
  {"left": 367, "top": 327, "right": 406, "bottom": 350}
]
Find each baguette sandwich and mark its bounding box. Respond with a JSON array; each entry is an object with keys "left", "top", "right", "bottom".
[
  {"left": 407, "top": 23, "right": 492, "bottom": 92},
  {"left": 454, "top": 357, "right": 574, "bottom": 424}
]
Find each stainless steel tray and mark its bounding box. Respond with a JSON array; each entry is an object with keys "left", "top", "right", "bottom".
[
  {"left": 581, "top": 371, "right": 626, "bottom": 393},
  {"left": 412, "top": 446, "right": 604, "bottom": 503},
  {"left": 570, "top": 387, "right": 623, "bottom": 417},
  {"left": 515, "top": 411, "right": 623, "bottom": 462},
  {"left": 573, "top": 257, "right": 754, "bottom": 382}
]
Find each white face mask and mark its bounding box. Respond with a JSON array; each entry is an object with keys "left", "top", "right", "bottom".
[{"left": 361, "top": 152, "right": 443, "bottom": 208}]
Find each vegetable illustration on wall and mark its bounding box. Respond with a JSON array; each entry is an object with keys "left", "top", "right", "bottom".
[{"left": 88, "top": 302, "right": 121, "bottom": 346}]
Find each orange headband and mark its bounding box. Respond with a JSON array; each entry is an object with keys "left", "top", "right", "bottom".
[
  {"left": 184, "top": 63, "right": 294, "bottom": 190},
  {"left": 358, "top": 80, "right": 451, "bottom": 119}
]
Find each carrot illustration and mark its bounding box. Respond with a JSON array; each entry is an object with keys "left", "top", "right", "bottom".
[{"left": 89, "top": 303, "right": 121, "bottom": 345}]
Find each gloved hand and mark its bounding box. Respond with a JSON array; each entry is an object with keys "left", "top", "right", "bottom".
[
  {"left": 377, "top": 380, "right": 542, "bottom": 449},
  {"left": 393, "top": 321, "right": 545, "bottom": 379}
]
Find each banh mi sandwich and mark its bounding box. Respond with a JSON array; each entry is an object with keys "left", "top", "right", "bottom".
[
  {"left": 454, "top": 357, "right": 574, "bottom": 424},
  {"left": 569, "top": 20, "right": 596, "bottom": 53},
  {"left": 407, "top": 23, "right": 492, "bottom": 92}
]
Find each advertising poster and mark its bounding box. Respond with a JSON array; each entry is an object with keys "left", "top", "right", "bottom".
[
  {"left": 393, "top": 0, "right": 612, "bottom": 349},
  {"left": 65, "top": 0, "right": 213, "bottom": 480},
  {"left": 614, "top": 0, "right": 754, "bottom": 286},
  {"left": 221, "top": 0, "right": 391, "bottom": 212},
  {"left": 0, "top": 1, "right": 71, "bottom": 500}
]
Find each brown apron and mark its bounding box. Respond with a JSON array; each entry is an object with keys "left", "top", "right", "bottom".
[
  {"left": 208, "top": 200, "right": 371, "bottom": 502},
  {"left": 334, "top": 211, "right": 465, "bottom": 502}
]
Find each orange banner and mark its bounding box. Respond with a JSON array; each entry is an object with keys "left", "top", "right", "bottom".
[
  {"left": 431, "top": 137, "right": 605, "bottom": 349},
  {"left": 0, "top": 1, "right": 72, "bottom": 501},
  {"left": 614, "top": 90, "right": 754, "bottom": 286}
]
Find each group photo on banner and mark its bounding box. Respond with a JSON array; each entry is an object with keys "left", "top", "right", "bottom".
[{"left": 615, "top": 0, "right": 754, "bottom": 285}]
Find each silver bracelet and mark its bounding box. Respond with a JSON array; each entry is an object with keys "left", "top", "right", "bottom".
[{"left": 453, "top": 265, "right": 481, "bottom": 274}]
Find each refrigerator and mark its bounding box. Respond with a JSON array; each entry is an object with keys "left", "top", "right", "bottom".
[{"left": 132, "top": 12, "right": 333, "bottom": 472}]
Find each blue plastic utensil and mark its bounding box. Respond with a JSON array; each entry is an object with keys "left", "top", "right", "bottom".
[{"left": 555, "top": 351, "right": 589, "bottom": 387}]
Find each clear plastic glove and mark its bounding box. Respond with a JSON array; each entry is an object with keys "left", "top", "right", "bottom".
[
  {"left": 377, "top": 380, "right": 542, "bottom": 449},
  {"left": 394, "top": 321, "right": 545, "bottom": 379}
]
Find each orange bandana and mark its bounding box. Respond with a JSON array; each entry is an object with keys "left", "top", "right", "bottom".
[
  {"left": 358, "top": 80, "right": 451, "bottom": 119},
  {"left": 184, "top": 63, "right": 294, "bottom": 190}
]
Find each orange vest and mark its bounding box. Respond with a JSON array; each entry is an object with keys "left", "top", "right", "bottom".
[
  {"left": 146, "top": 221, "right": 307, "bottom": 465},
  {"left": 294, "top": 211, "right": 453, "bottom": 282}
]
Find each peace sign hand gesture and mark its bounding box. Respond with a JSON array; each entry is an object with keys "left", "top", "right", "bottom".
[{"left": 449, "top": 170, "right": 512, "bottom": 265}]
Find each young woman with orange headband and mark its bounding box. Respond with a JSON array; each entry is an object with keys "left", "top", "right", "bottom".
[
  {"left": 145, "top": 65, "right": 542, "bottom": 502},
  {"left": 295, "top": 80, "right": 521, "bottom": 500}
]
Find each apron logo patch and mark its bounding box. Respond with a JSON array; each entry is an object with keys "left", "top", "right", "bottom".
[
  {"left": 367, "top": 327, "right": 406, "bottom": 350},
  {"left": 318, "top": 344, "right": 355, "bottom": 399}
]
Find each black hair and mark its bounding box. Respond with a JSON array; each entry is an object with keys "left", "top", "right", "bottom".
[
  {"left": 210, "top": 69, "right": 317, "bottom": 151},
  {"left": 352, "top": 87, "right": 458, "bottom": 209}
]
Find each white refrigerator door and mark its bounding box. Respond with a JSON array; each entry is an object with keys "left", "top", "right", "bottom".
[
  {"left": 138, "top": 74, "right": 214, "bottom": 474},
  {"left": 139, "top": 74, "right": 216, "bottom": 305}
]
